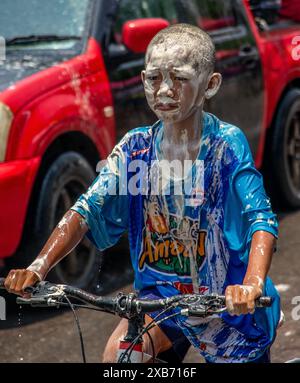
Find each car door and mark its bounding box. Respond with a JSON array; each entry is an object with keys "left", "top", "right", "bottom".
[{"left": 178, "top": 0, "right": 264, "bottom": 158}]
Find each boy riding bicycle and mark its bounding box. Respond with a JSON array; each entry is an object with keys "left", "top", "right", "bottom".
[{"left": 4, "top": 24, "right": 280, "bottom": 363}]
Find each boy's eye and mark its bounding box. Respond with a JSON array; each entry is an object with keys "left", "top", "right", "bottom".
[
  {"left": 175, "top": 76, "right": 188, "bottom": 81},
  {"left": 147, "top": 75, "right": 159, "bottom": 81}
]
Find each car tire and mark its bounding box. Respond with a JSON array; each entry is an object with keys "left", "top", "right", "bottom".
[
  {"left": 32, "top": 151, "right": 102, "bottom": 290},
  {"left": 271, "top": 89, "right": 300, "bottom": 208}
]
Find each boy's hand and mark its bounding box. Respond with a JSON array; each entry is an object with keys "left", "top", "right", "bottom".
[
  {"left": 4, "top": 269, "right": 41, "bottom": 297},
  {"left": 225, "top": 284, "right": 262, "bottom": 316}
]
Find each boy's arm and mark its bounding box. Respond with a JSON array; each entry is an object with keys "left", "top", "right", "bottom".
[
  {"left": 5, "top": 133, "right": 130, "bottom": 296},
  {"left": 4, "top": 210, "right": 88, "bottom": 296},
  {"left": 223, "top": 127, "right": 278, "bottom": 316},
  {"left": 225, "top": 230, "right": 276, "bottom": 316}
]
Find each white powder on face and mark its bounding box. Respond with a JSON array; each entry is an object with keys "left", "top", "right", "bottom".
[
  {"left": 156, "top": 95, "right": 175, "bottom": 105},
  {"left": 143, "top": 43, "right": 206, "bottom": 122},
  {"left": 159, "top": 71, "right": 174, "bottom": 95},
  {"left": 143, "top": 78, "right": 155, "bottom": 104}
]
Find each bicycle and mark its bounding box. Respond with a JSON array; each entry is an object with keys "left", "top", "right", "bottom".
[{"left": 0, "top": 278, "right": 272, "bottom": 363}]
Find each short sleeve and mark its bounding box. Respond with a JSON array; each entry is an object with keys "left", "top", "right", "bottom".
[
  {"left": 223, "top": 128, "right": 278, "bottom": 263},
  {"left": 71, "top": 137, "right": 129, "bottom": 251}
]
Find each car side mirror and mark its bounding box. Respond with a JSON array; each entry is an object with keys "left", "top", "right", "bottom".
[{"left": 122, "top": 18, "right": 170, "bottom": 53}]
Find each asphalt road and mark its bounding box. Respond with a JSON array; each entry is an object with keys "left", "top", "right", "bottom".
[{"left": 1, "top": 208, "right": 300, "bottom": 363}]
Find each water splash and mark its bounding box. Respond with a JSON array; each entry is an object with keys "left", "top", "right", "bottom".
[{"left": 17, "top": 305, "right": 24, "bottom": 362}]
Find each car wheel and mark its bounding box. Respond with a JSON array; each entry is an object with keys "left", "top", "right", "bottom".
[
  {"left": 271, "top": 89, "right": 300, "bottom": 208},
  {"left": 33, "top": 151, "right": 101, "bottom": 289}
]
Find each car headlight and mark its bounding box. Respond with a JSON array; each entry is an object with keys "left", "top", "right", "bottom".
[{"left": 0, "top": 102, "right": 13, "bottom": 162}]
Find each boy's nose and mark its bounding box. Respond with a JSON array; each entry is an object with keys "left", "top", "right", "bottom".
[{"left": 157, "top": 82, "right": 174, "bottom": 98}]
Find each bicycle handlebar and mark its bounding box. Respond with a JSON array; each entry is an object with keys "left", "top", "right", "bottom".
[{"left": 0, "top": 277, "right": 273, "bottom": 317}]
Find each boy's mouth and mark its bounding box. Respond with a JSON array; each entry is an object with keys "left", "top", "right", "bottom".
[{"left": 154, "top": 102, "right": 179, "bottom": 111}]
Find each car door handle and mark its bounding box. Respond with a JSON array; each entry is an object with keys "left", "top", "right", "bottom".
[
  {"left": 239, "top": 44, "right": 259, "bottom": 59},
  {"left": 239, "top": 44, "right": 259, "bottom": 69}
]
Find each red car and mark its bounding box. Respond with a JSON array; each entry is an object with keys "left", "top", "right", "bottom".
[{"left": 0, "top": 0, "right": 299, "bottom": 288}]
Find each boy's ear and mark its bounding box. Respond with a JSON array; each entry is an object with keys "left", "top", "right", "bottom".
[
  {"left": 205, "top": 72, "right": 222, "bottom": 99},
  {"left": 141, "top": 70, "right": 146, "bottom": 84}
]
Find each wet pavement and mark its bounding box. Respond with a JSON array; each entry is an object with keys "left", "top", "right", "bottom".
[{"left": 1, "top": 208, "right": 300, "bottom": 363}]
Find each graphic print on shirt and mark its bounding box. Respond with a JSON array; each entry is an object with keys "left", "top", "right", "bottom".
[
  {"left": 71, "top": 114, "right": 280, "bottom": 362},
  {"left": 138, "top": 197, "right": 207, "bottom": 276}
]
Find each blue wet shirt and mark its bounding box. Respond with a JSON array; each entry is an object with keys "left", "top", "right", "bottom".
[{"left": 71, "top": 112, "right": 280, "bottom": 362}]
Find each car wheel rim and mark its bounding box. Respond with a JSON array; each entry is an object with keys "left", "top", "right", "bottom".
[{"left": 285, "top": 107, "right": 300, "bottom": 198}]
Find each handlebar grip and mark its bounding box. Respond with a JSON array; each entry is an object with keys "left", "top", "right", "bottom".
[
  {"left": 255, "top": 296, "right": 273, "bottom": 307},
  {"left": 220, "top": 295, "right": 273, "bottom": 307},
  {"left": 0, "top": 277, "right": 35, "bottom": 293}
]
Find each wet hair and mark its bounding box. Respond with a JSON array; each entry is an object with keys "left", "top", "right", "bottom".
[{"left": 145, "top": 23, "right": 216, "bottom": 74}]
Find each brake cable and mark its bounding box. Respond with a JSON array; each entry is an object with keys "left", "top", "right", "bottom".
[
  {"left": 62, "top": 294, "right": 87, "bottom": 363},
  {"left": 53, "top": 302, "right": 111, "bottom": 313},
  {"left": 124, "top": 296, "right": 224, "bottom": 363},
  {"left": 122, "top": 309, "right": 181, "bottom": 363},
  {"left": 125, "top": 311, "right": 182, "bottom": 363}
]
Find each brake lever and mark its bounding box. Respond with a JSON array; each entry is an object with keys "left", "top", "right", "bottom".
[
  {"left": 16, "top": 282, "right": 65, "bottom": 307},
  {"left": 179, "top": 293, "right": 273, "bottom": 317},
  {"left": 179, "top": 294, "right": 228, "bottom": 317},
  {"left": 16, "top": 296, "right": 61, "bottom": 307}
]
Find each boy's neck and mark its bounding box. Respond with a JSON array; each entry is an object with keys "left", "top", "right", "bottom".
[{"left": 160, "top": 108, "right": 203, "bottom": 162}]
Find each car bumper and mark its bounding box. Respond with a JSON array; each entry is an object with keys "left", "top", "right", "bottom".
[{"left": 0, "top": 158, "right": 40, "bottom": 258}]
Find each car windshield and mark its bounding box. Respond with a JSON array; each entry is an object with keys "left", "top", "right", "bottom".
[{"left": 0, "top": 0, "right": 91, "bottom": 50}]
